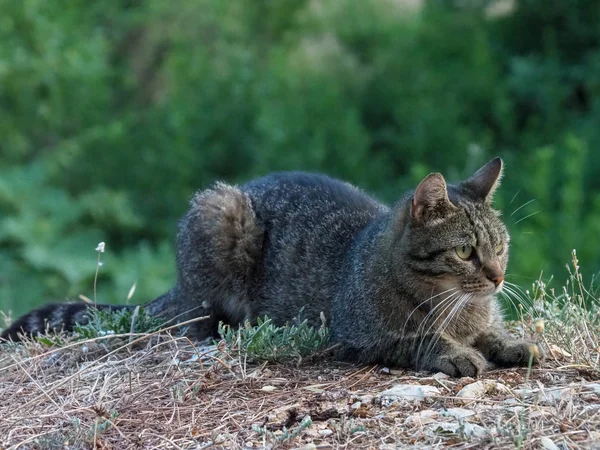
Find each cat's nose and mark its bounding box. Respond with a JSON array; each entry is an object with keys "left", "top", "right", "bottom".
[
  {"left": 485, "top": 264, "right": 504, "bottom": 286},
  {"left": 490, "top": 274, "right": 504, "bottom": 287}
]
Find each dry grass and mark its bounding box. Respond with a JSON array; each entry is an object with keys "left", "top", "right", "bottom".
[{"left": 1, "top": 326, "right": 598, "bottom": 449}]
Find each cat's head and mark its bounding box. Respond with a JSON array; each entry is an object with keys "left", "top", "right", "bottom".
[{"left": 400, "top": 157, "right": 508, "bottom": 299}]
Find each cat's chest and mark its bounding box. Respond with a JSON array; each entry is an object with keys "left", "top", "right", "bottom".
[{"left": 444, "top": 302, "right": 493, "bottom": 340}]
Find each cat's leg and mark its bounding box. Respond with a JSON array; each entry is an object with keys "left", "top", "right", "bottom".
[
  {"left": 473, "top": 327, "right": 542, "bottom": 368},
  {"left": 410, "top": 334, "right": 488, "bottom": 377},
  {"left": 352, "top": 333, "right": 488, "bottom": 377}
]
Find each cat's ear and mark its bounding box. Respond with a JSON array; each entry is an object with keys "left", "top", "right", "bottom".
[
  {"left": 411, "top": 173, "right": 454, "bottom": 221},
  {"left": 463, "top": 157, "right": 503, "bottom": 203}
]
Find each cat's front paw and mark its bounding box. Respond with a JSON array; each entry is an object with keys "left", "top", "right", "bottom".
[
  {"left": 432, "top": 348, "right": 487, "bottom": 378},
  {"left": 496, "top": 340, "right": 544, "bottom": 367}
]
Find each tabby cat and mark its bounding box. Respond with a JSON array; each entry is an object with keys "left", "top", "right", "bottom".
[{"left": 1, "top": 157, "right": 540, "bottom": 377}]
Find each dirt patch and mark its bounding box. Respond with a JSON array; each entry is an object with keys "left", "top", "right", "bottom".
[{"left": 1, "top": 335, "right": 598, "bottom": 449}]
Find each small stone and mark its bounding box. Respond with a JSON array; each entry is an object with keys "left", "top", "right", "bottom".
[
  {"left": 214, "top": 434, "right": 226, "bottom": 444},
  {"left": 456, "top": 380, "right": 510, "bottom": 399},
  {"left": 350, "top": 401, "right": 362, "bottom": 410},
  {"left": 502, "top": 404, "right": 525, "bottom": 414},
  {"left": 583, "top": 383, "right": 600, "bottom": 394},
  {"left": 440, "top": 407, "right": 476, "bottom": 420},
  {"left": 540, "top": 436, "right": 560, "bottom": 450},
  {"left": 582, "top": 404, "right": 600, "bottom": 415},
  {"left": 319, "top": 429, "right": 334, "bottom": 437},
  {"left": 428, "top": 422, "right": 487, "bottom": 438},
  {"left": 433, "top": 372, "right": 450, "bottom": 379},
  {"left": 405, "top": 409, "right": 439, "bottom": 426},
  {"left": 261, "top": 385, "right": 277, "bottom": 392},
  {"left": 379, "top": 384, "right": 440, "bottom": 404},
  {"left": 360, "top": 394, "right": 374, "bottom": 404},
  {"left": 512, "top": 386, "right": 534, "bottom": 399},
  {"left": 537, "top": 387, "right": 573, "bottom": 405}
]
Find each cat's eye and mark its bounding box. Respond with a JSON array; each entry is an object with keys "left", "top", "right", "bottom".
[
  {"left": 495, "top": 242, "right": 504, "bottom": 255},
  {"left": 455, "top": 244, "right": 473, "bottom": 260}
]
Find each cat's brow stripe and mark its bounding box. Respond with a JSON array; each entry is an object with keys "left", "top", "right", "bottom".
[{"left": 410, "top": 248, "right": 447, "bottom": 262}]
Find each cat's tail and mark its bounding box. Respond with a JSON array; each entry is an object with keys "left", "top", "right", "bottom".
[{"left": 0, "top": 302, "right": 133, "bottom": 342}]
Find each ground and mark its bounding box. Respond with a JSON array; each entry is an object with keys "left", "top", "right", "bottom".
[{"left": 1, "top": 333, "right": 599, "bottom": 450}]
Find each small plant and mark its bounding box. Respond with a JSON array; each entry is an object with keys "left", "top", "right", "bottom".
[
  {"left": 33, "top": 418, "right": 88, "bottom": 450},
  {"left": 74, "top": 306, "right": 164, "bottom": 340},
  {"left": 89, "top": 408, "right": 119, "bottom": 447},
  {"left": 91, "top": 409, "right": 118, "bottom": 436},
  {"left": 252, "top": 415, "right": 313, "bottom": 444},
  {"left": 170, "top": 382, "right": 187, "bottom": 404},
  {"left": 333, "top": 416, "right": 366, "bottom": 441},
  {"left": 218, "top": 310, "right": 330, "bottom": 364},
  {"left": 36, "top": 333, "right": 70, "bottom": 347},
  {"left": 72, "top": 243, "right": 164, "bottom": 340},
  {"left": 529, "top": 250, "right": 599, "bottom": 370}
]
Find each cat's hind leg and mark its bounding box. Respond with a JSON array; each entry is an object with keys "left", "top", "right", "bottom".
[{"left": 174, "top": 182, "right": 264, "bottom": 335}]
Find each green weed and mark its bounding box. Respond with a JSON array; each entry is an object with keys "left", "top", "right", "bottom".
[
  {"left": 73, "top": 306, "right": 164, "bottom": 340},
  {"left": 218, "top": 310, "right": 330, "bottom": 364}
]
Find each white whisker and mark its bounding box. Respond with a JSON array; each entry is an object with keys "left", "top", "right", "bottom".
[
  {"left": 514, "top": 210, "right": 540, "bottom": 225},
  {"left": 508, "top": 189, "right": 521, "bottom": 207},
  {"left": 414, "top": 292, "right": 467, "bottom": 366},
  {"left": 510, "top": 198, "right": 536, "bottom": 217},
  {"left": 421, "top": 293, "right": 473, "bottom": 364},
  {"left": 401, "top": 287, "right": 457, "bottom": 335}
]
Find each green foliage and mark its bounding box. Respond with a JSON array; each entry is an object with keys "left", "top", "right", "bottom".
[
  {"left": 1, "top": 0, "right": 600, "bottom": 316},
  {"left": 73, "top": 306, "right": 165, "bottom": 340},
  {"left": 218, "top": 313, "right": 330, "bottom": 364}
]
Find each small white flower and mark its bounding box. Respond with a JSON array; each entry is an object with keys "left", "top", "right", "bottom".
[{"left": 95, "top": 242, "right": 106, "bottom": 253}]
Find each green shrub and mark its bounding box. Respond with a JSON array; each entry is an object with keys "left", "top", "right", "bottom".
[
  {"left": 73, "top": 306, "right": 165, "bottom": 340},
  {"left": 218, "top": 312, "right": 330, "bottom": 364}
]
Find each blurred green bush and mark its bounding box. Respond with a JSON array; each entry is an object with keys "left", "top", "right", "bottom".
[{"left": 1, "top": 0, "right": 599, "bottom": 317}]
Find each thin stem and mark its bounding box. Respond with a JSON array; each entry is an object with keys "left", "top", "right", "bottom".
[{"left": 94, "top": 251, "right": 101, "bottom": 308}]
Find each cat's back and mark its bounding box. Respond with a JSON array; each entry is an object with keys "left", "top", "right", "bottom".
[
  {"left": 241, "top": 172, "right": 387, "bottom": 222},
  {"left": 236, "top": 172, "right": 388, "bottom": 323}
]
